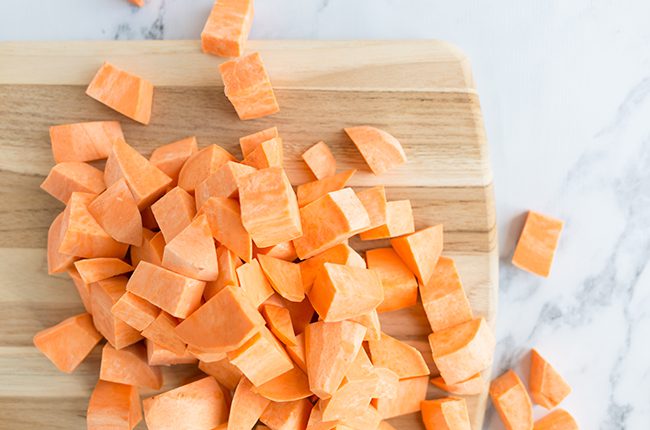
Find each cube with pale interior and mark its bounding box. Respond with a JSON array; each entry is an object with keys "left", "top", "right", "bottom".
[{"left": 512, "top": 210, "right": 564, "bottom": 277}]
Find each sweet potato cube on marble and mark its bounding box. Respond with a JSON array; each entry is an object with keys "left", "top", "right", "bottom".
[
  {"left": 201, "top": 0, "right": 254, "bottom": 58},
  {"left": 529, "top": 349, "right": 572, "bottom": 409},
  {"left": 533, "top": 409, "right": 578, "bottom": 430},
  {"left": 490, "top": 370, "right": 534, "bottom": 430},
  {"left": 512, "top": 211, "right": 564, "bottom": 277}
]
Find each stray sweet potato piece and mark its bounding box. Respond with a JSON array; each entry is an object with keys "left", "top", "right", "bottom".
[
  {"left": 188, "top": 345, "right": 226, "bottom": 363},
  {"left": 150, "top": 186, "right": 196, "bottom": 243},
  {"left": 431, "top": 373, "right": 484, "bottom": 396},
  {"left": 229, "top": 377, "right": 271, "bottom": 430},
  {"left": 178, "top": 144, "right": 236, "bottom": 193},
  {"left": 75, "top": 258, "right": 133, "bottom": 284},
  {"left": 356, "top": 186, "right": 387, "bottom": 231},
  {"left": 360, "top": 200, "right": 414, "bottom": 240},
  {"left": 258, "top": 253, "right": 304, "bottom": 302},
  {"left": 149, "top": 136, "right": 198, "bottom": 184},
  {"left": 199, "top": 358, "right": 243, "bottom": 391},
  {"left": 512, "top": 211, "right": 564, "bottom": 277},
  {"left": 88, "top": 178, "right": 143, "bottom": 246},
  {"left": 201, "top": 0, "right": 254, "bottom": 58},
  {"left": 195, "top": 161, "right": 256, "bottom": 209},
  {"left": 204, "top": 245, "right": 242, "bottom": 300},
  {"left": 242, "top": 137, "right": 284, "bottom": 169},
  {"left": 297, "top": 170, "right": 356, "bottom": 208},
  {"left": 100, "top": 342, "right": 163, "bottom": 390},
  {"left": 302, "top": 141, "right": 336, "bottom": 180},
  {"left": 236, "top": 258, "right": 275, "bottom": 308},
  {"left": 261, "top": 304, "right": 298, "bottom": 346},
  {"left": 41, "top": 161, "right": 106, "bottom": 203},
  {"left": 50, "top": 121, "right": 123, "bottom": 163},
  {"left": 533, "top": 409, "right": 578, "bottom": 430},
  {"left": 368, "top": 332, "right": 429, "bottom": 379},
  {"left": 421, "top": 397, "right": 471, "bottom": 430},
  {"left": 373, "top": 376, "right": 428, "bottom": 419},
  {"left": 490, "top": 370, "right": 534, "bottom": 430},
  {"left": 90, "top": 276, "right": 143, "bottom": 349},
  {"left": 87, "top": 380, "right": 142, "bottom": 430},
  {"left": 254, "top": 366, "right": 312, "bottom": 402},
  {"left": 256, "top": 240, "right": 298, "bottom": 262},
  {"left": 390, "top": 225, "right": 443, "bottom": 285},
  {"left": 299, "top": 243, "right": 365, "bottom": 292},
  {"left": 162, "top": 214, "right": 219, "bottom": 281},
  {"left": 344, "top": 126, "right": 407, "bottom": 175},
  {"left": 240, "top": 127, "right": 279, "bottom": 158},
  {"left": 366, "top": 247, "right": 418, "bottom": 313},
  {"left": 145, "top": 339, "right": 196, "bottom": 366},
  {"left": 201, "top": 196, "right": 252, "bottom": 263},
  {"left": 260, "top": 399, "right": 312, "bottom": 430},
  {"left": 529, "top": 349, "right": 572, "bottom": 409},
  {"left": 130, "top": 229, "right": 165, "bottom": 268}
]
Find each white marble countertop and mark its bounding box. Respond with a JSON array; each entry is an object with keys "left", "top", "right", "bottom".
[{"left": 2, "top": 1, "right": 649, "bottom": 428}]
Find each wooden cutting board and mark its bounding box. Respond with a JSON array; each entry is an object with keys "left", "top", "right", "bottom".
[{"left": 0, "top": 40, "right": 497, "bottom": 430}]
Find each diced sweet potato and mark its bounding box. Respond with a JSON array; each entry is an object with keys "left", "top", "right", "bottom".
[
  {"left": 242, "top": 137, "right": 284, "bottom": 169},
  {"left": 258, "top": 253, "right": 304, "bottom": 302},
  {"left": 240, "top": 127, "right": 279, "bottom": 158},
  {"left": 195, "top": 161, "right": 256, "bottom": 209},
  {"left": 368, "top": 333, "right": 429, "bottom": 379},
  {"left": 188, "top": 345, "right": 227, "bottom": 363},
  {"left": 261, "top": 304, "right": 298, "bottom": 346},
  {"left": 229, "top": 377, "right": 271, "bottom": 430},
  {"left": 533, "top": 409, "right": 578, "bottom": 430},
  {"left": 41, "top": 161, "right": 106, "bottom": 203},
  {"left": 75, "top": 258, "right": 133, "bottom": 284},
  {"left": 356, "top": 186, "right": 387, "bottom": 232},
  {"left": 512, "top": 211, "right": 564, "bottom": 277},
  {"left": 283, "top": 297, "right": 315, "bottom": 335},
  {"left": 236, "top": 259, "right": 275, "bottom": 308},
  {"left": 373, "top": 376, "right": 428, "bottom": 419},
  {"left": 373, "top": 367, "right": 399, "bottom": 400},
  {"left": 299, "top": 243, "right": 365, "bottom": 292},
  {"left": 260, "top": 399, "right": 312, "bottom": 430},
  {"left": 350, "top": 309, "right": 381, "bottom": 341},
  {"left": 256, "top": 240, "right": 298, "bottom": 262},
  {"left": 48, "top": 212, "right": 78, "bottom": 274},
  {"left": 529, "top": 349, "right": 572, "bottom": 409},
  {"left": 111, "top": 291, "right": 159, "bottom": 331},
  {"left": 141, "top": 311, "right": 186, "bottom": 355},
  {"left": 254, "top": 366, "right": 312, "bottom": 402},
  {"left": 390, "top": 225, "right": 443, "bottom": 285},
  {"left": 204, "top": 245, "right": 242, "bottom": 300},
  {"left": 68, "top": 267, "right": 92, "bottom": 313},
  {"left": 490, "top": 370, "right": 534, "bottom": 430},
  {"left": 431, "top": 373, "right": 484, "bottom": 395},
  {"left": 360, "top": 200, "right": 414, "bottom": 240},
  {"left": 150, "top": 186, "right": 196, "bottom": 243},
  {"left": 286, "top": 332, "right": 307, "bottom": 373},
  {"left": 88, "top": 178, "right": 143, "bottom": 246},
  {"left": 178, "top": 144, "right": 236, "bottom": 193},
  {"left": 149, "top": 136, "right": 198, "bottom": 184},
  {"left": 201, "top": 196, "right": 252, "bottom": 263},
  {"left": 100, "top": 342, "right": 162, "bottom": 389},
  {"left": 297, "top": 170, "right": 356, "bottom": 208},
  {"left": 344, "top": 126, "right": 407, "bottom": 175},
  {"left": 50, "top": 121, "right": 123, "bottom": 163},
  {"left": 162, "top": 214, "right": 219, "bottom": 281},
  {"left": 130, "top": 229, "right": 165, "bottom": 268},
  {"left": 199, "top": 358, "right": 243, "bottom": 391},
  {"left": 302, "top": 141, "right": 336, "bottom": 180},
  {"left": 201, "top": 0, "right": 254, "bottom": 58},
  {"left": 141, "top": 206, "right": 159, "bottom": 230},
  {"left": 339, "top": 404, "right": 382, "bottom": 429},
  {"left": 421, "top": 397, "right": 471, "bottom": 430},
  {"left": 90, "top": 276, "right": 143, "bottom": 349},
  {"left": 366, "top": 247, "right": 418, "bottom": 313},
  {"left": 146, "top": 339, "right": 196, "bottom": 366},
  {"left": 87, "top": 380, "right": 142, "bottom": 430}
]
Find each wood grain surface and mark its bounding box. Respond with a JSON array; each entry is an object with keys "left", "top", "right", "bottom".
[{"left": 0, "top": 40, "right": 497, "bottom": 430}]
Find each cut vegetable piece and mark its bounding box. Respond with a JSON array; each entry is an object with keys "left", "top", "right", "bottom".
[
  {"left": 237, "top": 259, "right": 275, "bottom": 308},
  {"left": 366, "top": 247, "right": 418, "bottom": 313},
  {"left": 178, "top": 144, "right": 236, "bottom": 193},
  {"left": 100, "top": 343, "right": 162, "bottom": 390},
  {"left": 373, "top": 376, "right": 428, "bottom": 419},
  {"left": 421, "top": 397, "right": 471, "bottom": 430},
  {"left": 254, "top": 366, "right": 312, "bottom": 402},
  {"left": 90, "top": 276, "right": 143, "bottom": 349},
  {"left": 201, "top": 0, "right": 254, "bottom": 57},
  {"left": 344, "top": 126, "right": 406, "bottom": 175},
  {"left": 205, "top": 245, "right": 242, "bottom": 300},
  {"left": 302, "top": 141, "right": 336, "bottom": 180},
  {"left": 146, "top": 339, "right": 197, "bottom": 366},
  {"left": 378, "top": 421, "right": 398, "bottom": 430},
  {"left": 490, "top": 370, "right": 533, "bottom": 430},
  {"left": 149, "top": 136, "right": 198, "bottom": 184},
  {"left": 368, "top": 333, "right": 429, "bottom": 378},
  {"left": 305, "top": 320, "right": 366, "bottom": 399},
  {"left": 188, "top": 345, "right": 227, "bottom": 363},
  {"left": 431, "top": 373, "right": 484, "bottom": 395},
  {"left": 261, "top": 304, "right": 298, "bottom": 346},
  {"left": 50, "top": 121, "right": 123, "bottom": 163},
  {"left": 130, "top": 229, "right": 165, "bottom": 267},
  {"left": 529, "top": 349, "right": 572, "bottom": 409},
  {"left": 75, "top": 258, "right": 133, "bottom": 284},
  {"left": 219, "top": 52, "right": 280, "bottom": 120},
  {"left": 162, "top": 214, "right": 219, "bottom": 281},
  {"left": 258, "top": 253, "right": 304, "bottom": 302},
  {"left": 126, "top": 261, "right": 205, "bottom": 319},
  {"left": 195, "top": 161, "right": 256, "bottom": 209},
  {"left": 68, "top": 267, "right": 92, "bottom": 313},
  {"left": 512, "top": 211, "right": 564, "bottom": 277},
  {"left": 141, "top": 206, "right": 158, "bottom": 230},
  {"left": 141, "top": 311, "right": 185, "bottom": 355},
  {"left": 229, "top": 377, "right": 271, "bottom": 430},
  {"left": 59, "top": 192, "right": 129, "bottom": 258},
  {"left": 41, "top": 161, "right": 106, "bottom": 204},
  {"left": 260, "top": 399, "right": 312, "bottom": 430},
  {"left": 309, "top": 263, "right": 383, "bottom": 322},
  {"left": 286, "top": 332, "right": 307, "bottom": 372},
  {"left": 201, "top": 196, "right": 252, "bottom": 263},
  {"left": 350, "top": 309, "right": 381, "bottom": 341},
  {"left": 87, "top": 380, "right": 142, "bottom": 430},
  {"left": 104, "top": 138, "right": 172, "bottom": 210},
  {"left": 297, "top": 170, "right": 356, "bottom": 208},
  {"left": 320, "top": 378, "right": 375, "bottom": 422},
  {"left": 150, "top": 186, "right": 196, "bottom": 243},
  {"left": 420, "top": 256, "right": 473, "bottom": 332},
  {"left": 256, "top": 240, "right": 298, "bottom": 262},
  {"left": 88, "top": 178, "right": 143, "bottom": 246},
  {"left": 360, "top": 200, "right": 414, "bottom": 240},
  {"left": 242, "top": 137, "right": 284, "bottom": 169},
  {"left": 240, "top": 127, "right": 279, "bottom": 158},
  {"left": 390, "top": 225, "right": 443, "bottom": 285},
  {"left": 299, "top": 243, "right": 366, "bottom": 292},
  {"left": 48, "top": 212, "right": 77, "bottom": 274},
  {"left": 533, "top": 409, "right": 578, "bottom": 430},
  {"left": 33, "top": 313, "right": 101, "bottom": 373},
  {"left": 294, "top": 188, "right": 370, "bottom": 260},
  {"left": 373, "top": 367, "right": 399, "bottom": 399},
  {"left": 86, "top": 62, "right": 153, "bottom": 124},
  {"left": 239, "top": 167, "right": 302, "bottom": 248},
  {"left": 199, "top": 358, "right": 243, "bottom": 391},
  {"left": 356, "top": 186, "right": 387, "bottom": 231},
  {"left": 339, "top": 404, "right": 382, "bottom": 429},
  {"left": 143, "top": 376, "right": 229, "bottom": 430},
  {"left": 306, "top": 402, "right": 338, "bottom": 430},
  {"left": 429, "top": 317, "right": 495, "bottom": 385},
  {"left": 176, "top": 285, "right": 265, "bottom": 351},
  {"left": 227, "top": 327, "right": 294, "bottom": 386},
  {"left": 284, "top": 297, "right": 315, "bottom": 335}
]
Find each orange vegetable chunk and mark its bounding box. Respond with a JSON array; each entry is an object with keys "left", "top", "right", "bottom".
[
  {"left": 294, "top": 188, "right": 370, "bottom": 259},
  {"left": 256, "top": 240, "right": 298, "bottom": 261},
  {"left": 254, "top": 366, "right": 312, "bottom": 402},
  {"left": 150, "top": 186, "right": 196, "bottom": 242},
  {"left": 126, "top": 261, "right": 206, "bottom": 319},
  {"left": 88, "top": 178, "right": 143, "bottom": 246},
  {"left": 283, "top": 297, "right": 315, "bottom": 335},
  {"left": 529, "top": 349, "right": 572, "bottom": 409},
  {"left": 219, "top": 52, "right": 280, "bottom": 120},
  {"left": 236, "top": 258, "right": 275, "bottom": 307},
  {"left": 299, "top": 243, "right": 365, "bottom": 292},
  {"left": 100, "top": 342, "right": 163, "bottom": 390},
  {"left": 33, "top": 313, "right": 102, "bottom": 373},
  {"left": 204, "top": 245, "right": 242, "bottom": 300},
  {"left": 240, "top": 127, "right": 279, "bottom": 157},
  {"left": 141, "top": 206, "right": 158, "bottom": 230},
  {"left": 350, "top": 309, "right": 381, "bottom": 341},
  {"left": 366, "top": 247, "right": 418, "bottom": 313},
  {"left": 130, "top": 228, "right": 165, "bottom": 267},
  {"left": 260, "top": 399, "right": 312, "bottom": 430},
  {"left": 242, "top": 137, "right": 284, "bottom": 169},
  {"left": 90, "top": 276, "right": 143, "bottom": 349},
  {"left": 373, "top": 367, "right": 399, "bottom": 399},
  {"left": 49, "top": 121, "right": 123, "bottom": 163},
  {"left": 87, "top": 380, "right": 142, "bottom": 430},
  {"left": 239, "top": 167, "right": 302, "bottom": 248},
  {"left": 195, "top": 161, "right": 256, "bottom": 209},
  {"left": 41, "top": 161, "right": 106, "bottom": 203},
  {"left": 201, "top": 0, "right": 254, "bottom": 58},
  {"left": 258, "top": 253, "right": 304, "bottom": 302},
  {"left": 428, "top": 317, "right": 495, "bottom": 385},
  {"left": 512, "top": 211, "right": 564, "bottom": 277},
  {"left": 201, "top": 196, "right": 252, "bottom": 263},
  {"left": 356, "top": 186, "right": 387, "bottom": 231},
  {"left": 490, "top": 370, "right": 534, "bottom": 430},
  {"left": 373, "top": 376, "right": 428, "bottom": 419},
  {"left": 143, "top": 376, "right": 229, "bottom": 430},
  {"left": 344, "top": 126, "right": 407, "bottom": 175},
  {"left": 302, "top": 141, "right": 337, "bottom": 180},
  {"left": 146, "top": 339, "right": 196, "bottom": 366},
  {"left": 68, "top": 266, "right": 92, "bottom": 313},
  {"left": 178, "top": 144, "right": 236, "bottom": 193},
  {"left": 162, "top": 213, "right": 219, "bottom": 281},
  {"left": 390, "top": 224, "right": 443, "bottom": 285},
  {"left": 360, "top": 200, "right": 414, "bottom": 240},
  {"left": 261, "top": 304, "right": 298, "bottom": 346},
  {"left": 297, "top": 169, "right": 356, "bottom": 208},
  {"left": 141, "top": 311, "right": 186, "bottom": 355},
  {"left": 286, "top": 332, "right": 307, "bottom": 372},
  {"left": 199, "top": 358, "right": 243, "bottom": 391},
  {"left": 149, "top": 136, "right": 198, "bottom": 184},
  {"left": 430, "top": 373, "right": 484, "bottom": 395},
  {"left": 48, "top": 212, "right": 77, "bottom": 274},
  {"left": 75, "top": 258, "right": 133, "bottom": 284},
  {"left": 421, "top": 397, "right": 471, "bottom": 430},
  {"left": 420, "top": 256, "right": 473, "bottom": 332},
  {"left": 368, "top": 332, "right": 429, "bottom": 378},
  {"left": 228, "top": 377, "right": 271, "bottom": 430},
  {"left": 188, "top": 345, "right": 226, "bottom": 363},
  {"left": 533, "top": 409, "right": 578, "bottom": 430}
]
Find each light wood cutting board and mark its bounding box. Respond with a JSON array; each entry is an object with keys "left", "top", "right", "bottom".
[{"left": 0, "top": 40, "right": 497, "bottom": 430}]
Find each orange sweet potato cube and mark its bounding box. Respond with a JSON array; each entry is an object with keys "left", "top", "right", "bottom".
[
  {"left": 195, "top": 161, "right": 256, "bottom": 209},
  {"left": 87, "top": 380, "right": 142, "bottom": 430},
  {"left": 242, "top": 137, "right": 284, "bottom": 169},
  {"left": 302, "top": 141, "right": 336, "bottom": 180},
  {"left": 100, "top": 343, "right": 163, "bottom": 390},
  {"left": 512, "top": 211, "right": 564, "bottom": 277},
  {"left": 49, "top": 121, "right": 123, "bottom": 163},
  {"left": 229, "top": 377, "right": 271, "bottom": 429},
  {"left": 490, "top": 370, "right": 533, "bottom": 430},
  {"left": 111, "top": 291, "right": 159, "bottom": 331},
  {"left": 201, "top": 196, "right": 252, "bottom": 263},
  {"left": 366, "top": 247, "right": 418, "bottom": 313},
  {"left": 201, "top": 0, "right": 254, "bottom": 58},
  {"left": 150, "top": 186, "right": 196, "bottom": 243},
  {"left": 141, "top": 311, "right": 186, "bottom": 355},
  {"left": 240, "top": 127, "right": 279, "bottom": 158},
  {"left": 40, "top": 161, "right": 106, "bottom": 204},
  {"left": 368, "top": 332, "right": 429, "bottom": 379},
  {"left": 178, "top": 144, "right": 236, "bottom": 193},
  {"left": 373, "top": 376, "right": 428, "bottom": 419},
  {"left": 533, "top": 409, "right": 578, "bottom": 430},
  {"left": 356, "top": 185, "right": 388, "bottom": 231},
  {"left": 344, "top": 126, "right": 407, "bottom": 175},
  {"left": 529, "top": 349, "right": 572, "bottom": 409},
  {"left": 199, "top": 357, "right": 243, "bottom": 391},
  {"left": 90, "top": 276, "right": 143, "bottom": 349},
  {"left": 297, "top": 170, "right": 356, "bottom": 208},
  {"left": 390, "top": 224, "right": 443, "bottom": 285},
  {"left": 421, "top": 397, "right": 471, "bottom": 430},
  {"left": 149, "top": 136, "right": 198, "bottom": 184},
  {"left": 360, "top": 200, "right": 414, "bottom": 240}
]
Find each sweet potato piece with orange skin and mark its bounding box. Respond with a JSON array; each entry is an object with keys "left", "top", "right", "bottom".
[
  {"left": 421, "top": 397, "right": 471, "bottom": 430},
  {"left": 149, "top": 136, "right": 198, "bottom": 184},
  {"left": 360, "top": 200, "right": 414, "bottom": 240},
  {"left": 529, "top": 349, "right": 572, "bottom": 409},
  {"left": 178, "top": 144, "right": 236, "bottom": 193},
  {"left": 141, "top": 311, "right": 186, "bottom": 355},
  {"left": 33, "top": 313, "right": 102, "bottom": 373},
  {"left": 90, "top": 276, "right": 143, "bottom": 349},
  {"left": 143, "top": 376, "right": 229, "bottom": 430},
  {"left": 239, "top": 167, "right": 302, "bottom": 248},
  {"left": 100, "top": 343, "right": 163, "bottom": 389},
  {"left": 286, "top": 332, "right": 307, "bottom": 373},
  {"left": 293, "top": 188, "right": 370, "bottom": 260},
  {"left": 48, "top": 212, "right": 78, "bottom": 274},
  {"left": 356, "top": 186, "right": 387, "bottom": 232},
  {"left": 420, "top": 256, "right": 473, "bottom": 332},
  {"left": 227, "top": 327, "right": 294, "bottom": 387},
  {"left": 41, "top": 162, "right": 105, "bottom": 204},
  {"left": 366, "top": 247, "right": 418, "bottom": 313},
  {"left": 258, "top": 253, "right": 304, "bottom": 302},
  {"left": 204, "top": 245, "right": 242, "bottom": 300},
  {"left": 305, "top": 320, "right": 366, "bottom": 399},
  {"left": 428, "top": 317, "right": 495, "bottom": 385},
  {"left": 146, "top": 339, "right": 197, "bottom": 366},
  {"left": 86, "top": 62, "right": 153, "bottom": 124},
  {"left": 150, "top": 186, "right": 196, "bottom": 243},
  {"left": 195, "top": 161, "right": 256, "bottom": 209},
  {"left": 242, "top": 137, "right": 284, "bottom": 169},
  {"left": 201, "top": 0, "right": 254, "bottom": 58},
  {"left": 111, "top": 291, "right": 159, "bottom": 331},
  {"left": 344, "top": 126, "right": 407, "bottom": 175},
  {"left": 228, "top": 377, "right": 271, "bottom": 430},
  {"left": 68, "top": 267, "right": 92, "bottom": 313},
  {"left": 130, "top": 229, "right": 165, "bottom": 268},
  {"left": 261, "top": 304, "right": 298, "bottom": 346},
  {"left": 75, "top": 258, "right": 133, "bottom": 284},
  {"left": 260, "top": 399, "right": 313, "bottom": 430},
  {"left": 373, "top": 376, "right": 428, "bottom": 419},
  {"left": 254, "top": 366, "right": 312, "bottom": 402},
  {"left": 256, "top": 240, "right": 298, "bottom": 261},
  {"left": 350, "top": 309, "right": 381, "bottom": 341},
  {"left": 490, "top": 370, "right": 534, "bottom": 430},
  {"left": 88, "top": 178, "right": 143, "bottom": 246},
  {"left": 176, "top": 285, "right": 265, "bottom": 351},
  {"left": 240, "top": 127, "right": 279, "bottom": 158},
  {"left": 59, "top": 192, "right": 129, "bottom": 259},
  {"left": 390, "top": 224, "right": 443, "bottom": 285},
  {"left": 368, "top": 332, "right": 429, "bottom": 379},
  {"left": 431, "top": 373, "right": 484, "bottom": 395},
  {"left": 199, "top": 358, "right": 243, "bottom": 391},
  {"left": 302, "top": 141, "right": 336, "bottom": 180},
  {"left": 283, "top": 297, "right": 315, "bottom": 335},
  {"left": 237, "top": 259, "right": 275, "bottom": 308},
  {"left": 299, "top": 243, "right": 365, "bottom": 292},
  {"left": 533, "top": 409, "right": 578, "bottom": 430},
  {"left": 309, "top": 263, "right": 383, "bottom": 322},
  {"left": 297, "top": 170, "right": 356, "bottom": 208},
  {"left": 512, "top": 211, "right": 564, "bottom": 277},
  {"left": 220, "top": 52, "right": 280, "bottom": 120},
  {"left": 127, "top": 261, "right": 206, "bottom": 319},
  {"left": 162, "top": 214, "right": 219, "bottom": 281},
  {"left": 201, "top": 196, "right": 252, "bottom": 263},
  {"left": 50, "top": 121, "right": 123, "bottom": 163},
  {"left": 87, "top": 380, "right": 142, "bottom": 430}
]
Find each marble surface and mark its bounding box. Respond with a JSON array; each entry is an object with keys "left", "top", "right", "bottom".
[{"left": 2, "top": 1, "right": 649, "bottom": 428}]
